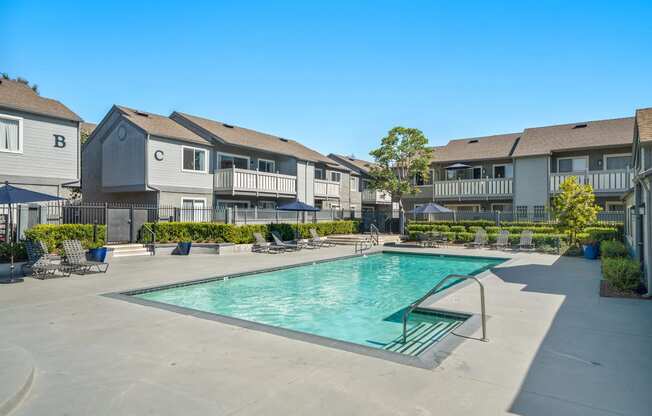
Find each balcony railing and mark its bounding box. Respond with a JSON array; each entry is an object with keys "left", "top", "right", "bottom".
[
  {"left": 550, "top": 169, "right": 633, "bottom": 193},
  {"left": 433, "top": 177, "right": 513, "bottom": 198},
  {"left": 214, "top": 168, "right": 297, "bottom": 196},
  {"left": 362, "top": 189, "right": 392, "bottom": 204},
  {"left": 314, "top": 179, "right": 340, "bottom": 197}
]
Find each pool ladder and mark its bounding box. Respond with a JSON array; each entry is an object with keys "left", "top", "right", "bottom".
[
  {"left": 355, "top": 224, "right": 380, "bottom": 254},
  {"left": 401, "top": 274, "right": 487, "bottom": 344}
]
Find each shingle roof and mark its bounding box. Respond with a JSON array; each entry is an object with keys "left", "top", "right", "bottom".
[
  {"left": 173, "top": 111, "right": 340, "bottom": 166},
  {"left": 432, "top": 133, "right": 520, "bottom": 163},
  {"left": 80, "top": 122, "right": 97, "bottom": 135},
  {"left": 513, "top": 117, "right": 634, "bottom": 157},
  {"left": 328, "top": 154, "right": 377, "bottom": 174},
  {"left": 115, "top": 106, "right": 210, "bottom": 145},
  {"left": 0, "top": 78, "right": 81, "bottom": 122},
  {"left": 636, "top": 108, "right": 652, "bottom": 143}
]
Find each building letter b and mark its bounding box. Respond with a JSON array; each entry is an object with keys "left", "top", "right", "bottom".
[{"left": 54, "top": 135, "right": 66, "bottom": 148}]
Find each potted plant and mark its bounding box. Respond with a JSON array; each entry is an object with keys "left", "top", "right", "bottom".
[
  {"left": 582, "top": 238, "right": 600, "bottom": 260},
  {"left": 87, "top": 241, "right": 108, "bottom": 262}
]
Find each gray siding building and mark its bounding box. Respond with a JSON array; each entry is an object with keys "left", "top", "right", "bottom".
[{"left": 0, "top": 78, "right": 82, "bottom": 198}]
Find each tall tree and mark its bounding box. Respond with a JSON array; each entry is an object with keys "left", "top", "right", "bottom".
[
  {"left": 368, "top": 126, "right": 432, "bottom": 234},
  {"left": 552, "top": 177, "right": 601, "bottom": 246}
]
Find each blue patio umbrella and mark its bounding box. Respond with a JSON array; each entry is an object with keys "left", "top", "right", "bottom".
[
  {"left": 0, "top": 181, "right": 65, "bottom": 283},
  {"left": 276, "top": 201, "right": 320, "bottom": 240}
]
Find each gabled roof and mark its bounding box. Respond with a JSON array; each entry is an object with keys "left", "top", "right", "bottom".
[
  {"left": 432, "top": 133, "right": 521, "bottom": 163},
  {"left": 80, "top": 122, "right": 97, "bottom": 136},
  {"left": 115, "top": 106, "right": 209, "bottom": 146},
  {"left": 172, "top": 111, "right": 340, "bottom": 166},
  {"left": 328, "top": 154, "right": 377, "bottom": 175},
  {"left": 636, "top": 108, "right": 652, "bottom": 143},
  {"left": 0, "top": 78, "right": 81, "bottom": 122},
  {"left": 513, "top": 117, "right": 634, "bottom": 157}
]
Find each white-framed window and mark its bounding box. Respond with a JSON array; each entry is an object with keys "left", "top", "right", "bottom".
[
  {"left": 215, "top": 200, "right": 251, "bottom": 210},
  {"left": 217, "top": 152, "right": 249, "bottom": 170},
  {"left": 605, "top": 201, "right": 624, "bottom": 212},
  {"left": 0, "top": 114, "right": 23, "bottom": 153},
  {"left": 350, "top": 175, "right": 360, "bottom": 191},
  {"left": 330, "top": 171, "right": 341, "bottom": 182},
  {"left": 258, "top": 200, "right": 276, "bottom": 210},
  {"left": 491, "top": 203, "right": 513, "bottom": 212},
  {"left": 182, "top": 146, "right": 208, "bottom": 173},
  {"left": 557, "top": 157, "right": 587, "bottom": 173},
  {"left": 604, "top": 153, "right": 631, "bottom": 170},
  {"left": 257, "top": 158, "right": 275, "bottom": 173},
  {"left": 445, "top": 204, "right": 481, "bottom": 212},
  {"left": 314, "top": 168, "right": 325, "bottom": 180},
  {"left": 493, "top": 164, "right": 513, "bottom": 178},
  {"left": 181, "top": 198, "right": 207, "bottom": 222}
]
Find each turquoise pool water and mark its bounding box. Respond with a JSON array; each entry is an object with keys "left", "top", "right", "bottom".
[{"left": 135, "top": 253, "right": 503, "bottom": 350}]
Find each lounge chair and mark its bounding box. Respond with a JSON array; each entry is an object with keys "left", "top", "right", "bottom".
[
  {"left": 252, "top": 232, "right": 285, "bottom": 253},
  {"left": 271, "top": 231, "right": 301, "bottom": 251},
  {"left": 491, "top": 230, "right": 510, "bottom": 250},
  {"left": 23, "top": 240, "right": 69, "bottom": 279},
  {"left": 309, "top": 228, "right": 336, "bottom": 247},
  {"left": 465, "top": 229, "right": 488, "bottom": 248},
  {"left": 62, "top": 240, "right": 109, "bottom": 274},
  {"left": 516, "top": 230, "right": 535, "bottom": 251},
  {"left": 424, "top": 232, "right": 440, "bottom": 248}
]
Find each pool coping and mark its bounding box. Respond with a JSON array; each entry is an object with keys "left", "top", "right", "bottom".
[{"left": 103, "top": 250, "right": 513, "bottom": 369}]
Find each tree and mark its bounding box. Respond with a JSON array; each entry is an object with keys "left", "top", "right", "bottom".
[
  {"left": 552, "top": 177, "right": 601, "bottom": 246},
  {"left": 368, "top": 126, "right": 433, "bottom": 234}
]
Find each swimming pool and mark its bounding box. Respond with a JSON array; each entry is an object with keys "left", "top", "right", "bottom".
[{"left": 131, "top": 252, "right": 503, "bottom": 356}]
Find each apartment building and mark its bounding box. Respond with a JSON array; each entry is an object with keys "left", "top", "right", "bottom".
[
  {"left": 0, "top": 78, "right": 82, "bottom": 198},
  {"left": 328, "top": 154, "right": 392, "bottom": 212},
  {"left": 402, "top": 116, "right": 634, "bottom": 214},
  {"left": 82, "top": 105, "right": 357, "bottom": 211}
]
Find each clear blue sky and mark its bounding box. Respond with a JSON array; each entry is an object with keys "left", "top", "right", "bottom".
[{"left": 2, "top": 1, "right": 651, "bottom": 158}]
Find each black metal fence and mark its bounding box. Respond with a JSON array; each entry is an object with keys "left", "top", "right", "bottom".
[{"left": 408, "top": 209, "right": 624, "bottom": 224}]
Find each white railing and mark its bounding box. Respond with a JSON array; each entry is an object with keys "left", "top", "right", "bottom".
[
  {"left": 215, "top": 168, "right": 297, "bottom": 195},
  {"left": 433, "top": 177, "right": 513, "bottom": 198},
  {"left": 550, "top": 169, "right": 633, "bottom": 193},
  {"left": 314, "top": 179, "right": 340, "bottom": 197},
  {"left": 362, "top": 189, "right": 392, "bottom": 204}
]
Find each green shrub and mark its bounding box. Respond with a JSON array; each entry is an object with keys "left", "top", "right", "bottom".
[
  {"left": 0, "top": 242, "right": 27, "bottom": 262},
  {"left": 450, "top": 225, "right": 466, "bottom": 233},
  {"left": 586, "top": 227, "right": 619, "bottom": 242},
  {"left": 602, "top": 257, "right": 641, "bottom": 292},
  {"left": 24, "top": 224, "right": 106, "bottom": 253},
  {"left": 600, "top": 240, "right": 628, "bottom": 258}
]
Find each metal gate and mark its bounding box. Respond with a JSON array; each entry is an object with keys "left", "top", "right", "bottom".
[
  {"left": 106, "top": 207, "right": 156, "bottom": 244},
  {"left": 362, "top": 209, "right": 398, "bottom": 233}
]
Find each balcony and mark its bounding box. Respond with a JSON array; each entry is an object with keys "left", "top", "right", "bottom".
[
  {"left": 433, "top": 177, "right": 513, "bottom": 199},
  {"left": 362, "top": 188, "right": 392, "bottom": 204},
  {"left": 550, "top": 169, "right": 633, "bottom": 193},
  {"left": 314, "top": 179, "right": 340, "bottom": 198},
  {"left": 214, "top": 168, "right": 297, "bottom": 196}
]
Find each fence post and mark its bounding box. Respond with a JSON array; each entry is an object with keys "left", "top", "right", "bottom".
[
  {"left": 496, "top": 211, "right": 500, "bottom": 226},
  {"left": 226, "top": 207, "right": 233, "bottom": 224}
]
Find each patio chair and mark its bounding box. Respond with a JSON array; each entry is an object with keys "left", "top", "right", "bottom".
[
  {"left": 465, "top": 229, "right": 488, "bottom": 248},
  {"left": 62, "top": 240, "right": 109, "bottom": 274},
  {"left": 491, "top": 230, "right": 510, "bottom": 250},
  {"left": 516, "top": 230, "right": 535, "bottom": 251},
  {"left": 252, "top": 232, "right": 285, "bottom": 253},
  {"left": 23, "top": 240, "right": 69, "bottom": 279},
  {"left": 415, "top": 232, "right": 427, "bottom": 247},
  {"left": 425, "top": 232, "right": 440, "bottom": 248},
  {"left": 309, "top": 228, "right": 336, "bottom": 247},
  {"left": 271, "top": 231, "right": 301, "bottom": 251}
]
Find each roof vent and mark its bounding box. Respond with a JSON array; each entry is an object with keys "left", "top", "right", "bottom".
[
  {"left": 135, "top": 111, "right": 149, "bottom": 117},
  {"left": 222, "top": 123, "right": 234, "bottom": 128},
  {"left": 278, "top": 137, "right": 288, "bottom": 142},
  {"left": 573, "top": 124, "right": 588, "bottom": 129},
  {"left": 468, "top": 139, "right": 479, "bottom": 143}
]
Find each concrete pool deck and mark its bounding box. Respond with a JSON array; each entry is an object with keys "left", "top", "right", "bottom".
[{"left": 1, "top": 246, "right": 651, "bottom": 415}]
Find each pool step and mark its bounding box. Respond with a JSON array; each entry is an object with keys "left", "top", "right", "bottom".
[
  {"left": 110, "top": 244, "right": 153, "bottom": 258},
  {"left": 383, "top": 320, "right": 463, "bottom": 356},
  {"left": 327, "top": 234, "right": 402, "bottom": 246}
]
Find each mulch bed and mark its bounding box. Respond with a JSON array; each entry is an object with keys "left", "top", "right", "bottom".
[{"left": 600, "top": 280, "right": 651, "bottom": 299}]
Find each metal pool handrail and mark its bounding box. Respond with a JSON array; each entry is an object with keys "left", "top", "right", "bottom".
[
  {"left": 369, "top": 223, "right": 380, "bottom": 245},
  {"left": 401, "top": 274, "right": 487, "bottom": 344},
  {"left": 354, "top": 236, "right": 373, "bottom": 254}
]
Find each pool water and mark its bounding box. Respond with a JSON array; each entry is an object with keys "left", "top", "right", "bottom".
[{"left": 135, "top": 252, "right": 503, "bottom": 351}]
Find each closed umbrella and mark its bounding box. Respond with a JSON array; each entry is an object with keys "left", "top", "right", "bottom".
[
  {"left": 445, "top": 163, "right": 472, "bottom": 170},
  {"left": 276, "top": 201, "right": 320, "bottom": 240},
  {"left": 0, "top": 181, "right": 65, "bottom": 283}
]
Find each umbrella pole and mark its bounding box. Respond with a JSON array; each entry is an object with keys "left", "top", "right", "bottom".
[{"left": 9, "top": 202, "right": 15, "bottom": 282}]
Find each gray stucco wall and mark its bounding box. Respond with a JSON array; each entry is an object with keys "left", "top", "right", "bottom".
[
  {"left": 0, "top": 109, "right": 79, "bottom": 186},
  {"left": 158, "top": 191, "right": 214, "bottom": 208},
  {"left": 513, "top": 156, "right": 550, "bottom": 209},
  {"left": 148, "top": 136, "right": 213, "bottom": 191},
  {"left": 101, "top": 119, "right": 146, "bottom": 188}
]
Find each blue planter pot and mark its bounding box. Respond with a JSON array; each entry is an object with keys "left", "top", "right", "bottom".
[
  {"left": 583, "top": 244, "right": 599, "bottom": 260},
  {"left": 88, "top": 247, "right": 108, "bottom": 262},
  {"left": 176, "top": 242, "right": 192, "bottom": 255}
]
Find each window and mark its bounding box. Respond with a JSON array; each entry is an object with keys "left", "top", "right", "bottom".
[
  {"left": 362, "top": 179, "right": 371, "bottom": 190},
  {"left": 558, "top": 157, "right": 587, "bottom": 173},
  {"left": 445, "top": 204, "right": 480, "bottom": 212},
  {"left": 0, "top": 114, "right": 22, "bottom": 153},
  {"left": 216, "top": 200, "right": 250, "bottom": 210},
  {"left": 314, "top": 168, "right": 325, "bottom": 180},
  {"left": 491, "top": 203, "right": 512, "bottom": 212},
  {"left": 330, "top": 171, "right": 341, "bottom": 182},
  {"left": 258, "top": 200, "right": 276, "bottom": 209},
  {"left": 414, "top": 173, "right": 425, "bottom": 185},
  {"left": 218, "top": 153, "right": 249, "bottom": 170},
  {"left": 604, "top": 154, "right": 631, "bottom": 170},
  {"left": 493, "top": 164, "right": 513, "bottom": 178},
  {"left": 182, "top": 147, "right": 207, "bottom": 172},
  {"left": 258, "top": 159, "right": 275, "bottom": 173},
  {"left": 472, "top": 167, "right": 483, "bottom": 179},
  {"left": 350, "top": 176, "right": 359, "bottom": 191},
  {"left": 605, "top": 201, "right": 624, "bottom": 212},
  {"left": 181, "top": 198, "right": 206, "bottom": 222}
]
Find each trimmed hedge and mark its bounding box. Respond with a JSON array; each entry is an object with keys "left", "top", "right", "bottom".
[
  {"left": 602, "top": 257, "right": 641, "bottom": 292},
  {"left": 600, "top": 240, "right": 628, "bottom": 258},
  {"left": 24, "top": 224, "right": 106, "bottom": 253},
  {"left": 145, "top": 221, "right": 360, "bottom": 244},
  {"left": 0, "top": 242, "right": 27, "bottom": 262}
]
